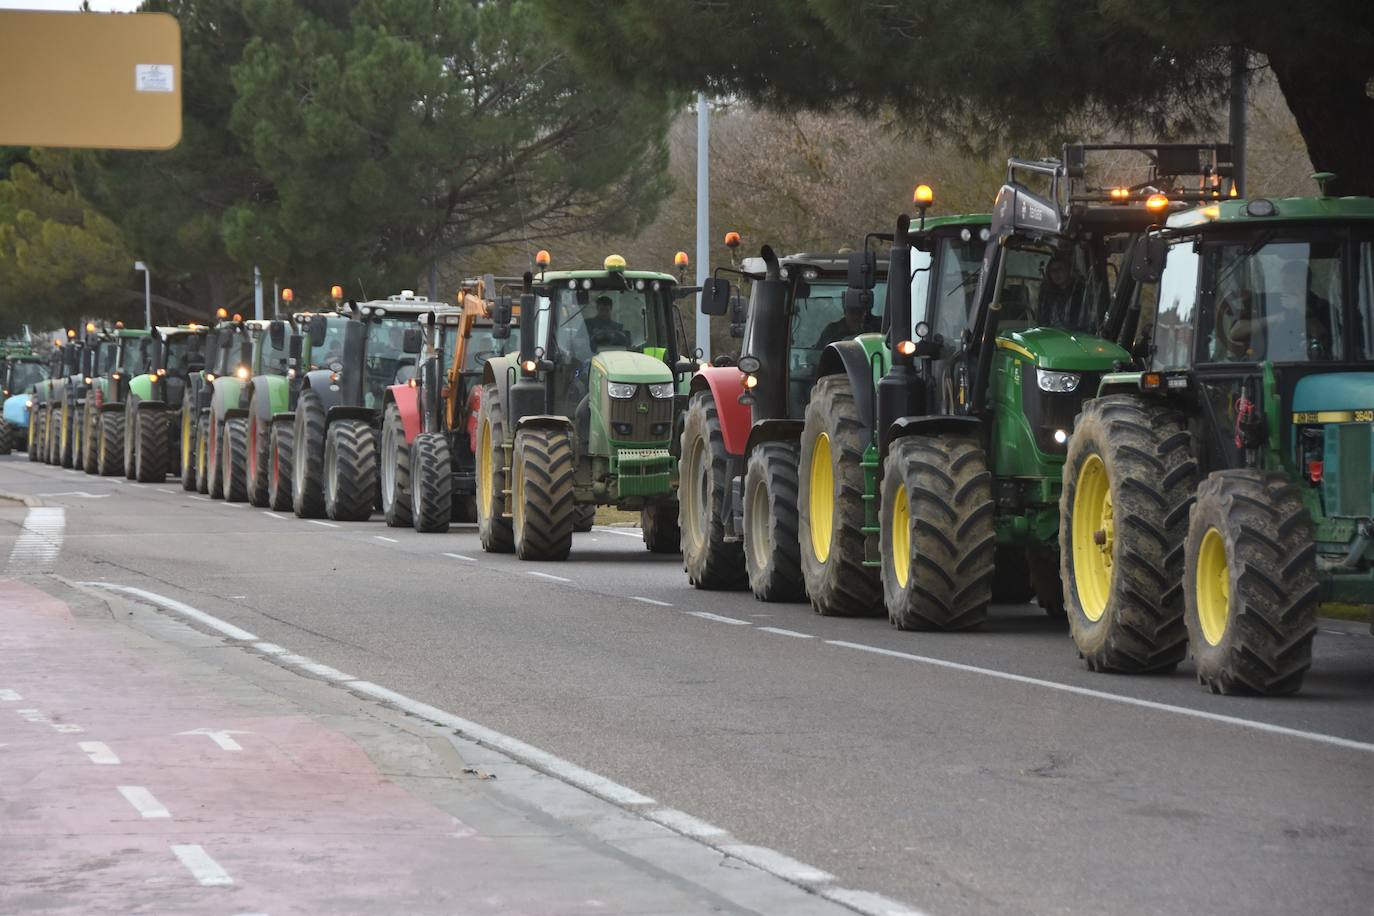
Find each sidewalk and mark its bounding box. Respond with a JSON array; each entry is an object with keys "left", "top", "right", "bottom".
[{"left": 0, "top": 576, "right": 846, "bottom": 915}]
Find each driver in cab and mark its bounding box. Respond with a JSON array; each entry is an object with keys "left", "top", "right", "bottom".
[
  {"left": 584, "top": 296, "right": 629, "bottom": 351},
  {"left": 1216, "top": 261, "right": 1333, "bottom": 360},
  {"left": 813, "top": 299, "right": 880, "bottom": 349}
]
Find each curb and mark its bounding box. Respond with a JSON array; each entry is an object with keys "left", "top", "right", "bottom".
[{"left": 0, "top": 489, "right": 43, "bottom": 508}]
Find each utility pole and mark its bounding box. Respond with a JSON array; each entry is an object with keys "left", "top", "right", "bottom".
[
  {"left": 695, "top": 93, "right": 711, "bottom": 362},
  {"left": 133, "top": 261, "right": 151, "bottom": 329},
  {"left": 1229, "top": 44, "right": 1248, "bottom": 196},
  {"left": 272, "top": 278, "right": 279, "bottom": 320},
  {"left": 253, "top": 265, "right": 264, "bottom": 320}
]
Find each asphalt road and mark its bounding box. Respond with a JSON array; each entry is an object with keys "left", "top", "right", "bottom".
[{"left": 3, "top": 456, "right": 1372, "bottom": 916}]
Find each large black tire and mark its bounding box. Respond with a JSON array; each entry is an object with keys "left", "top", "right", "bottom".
[
  {"left": 292, "top": 390, "right": 327, "bottom": 518},
  {"left": 79, "top": 405, "right": 97, "bottom": 474},
  {"left": 123, "top": 402, "right": 138, "bottom": 480},
  {"left": 678, "top": 390, "right": 746, "bottom": 589},
  {"left": 55, "top": 405, "right": 70, "bottom": 467},
  {"left": 381, "top": 403, "right": 412, "bottom": 527},
  {"left": 0, "top": 420, "right": 13, "bottom": 456},
  {"left": 27, "top": 411, "right": 41, "bottom": 461},
  {"left": 410, "top": 432, "right": 452, "bottom": 533},
  {"left": 267, "top": 420, "right": 295, "bottom": 511},
  {"left": 134, "top": 407, "right": 170, "bottom": 482},
  {"left": 474, "top": 384, "right": 514, "bottom": 552},
  {"left": 245, "top": 395, "right": 273, "bottom": 507},
  {"left": 46, "top": 405, "right": 61, "bottom": 465},
  {"left": 1060, "top": 395, "right": 1197, "bottom": 674},
  {"left": 799, "top": 376, "right": 881, "bottom": 616},
  {"left": 181, "top": 404, "right": 199, "bottom": 491},
  {"left": 1184, "top": 471, "right": 1318, "bottom": 696},
  {"left": 573, "top": 505, "right": 596, "bottom": 533},
  {"left": 742, "top": 441, "right": 805, "bottom": 601},
  {"left": 1028, "top": 546, "right": 1067, "bottom": 621},
  {"left": 96, "top": 411, "right": 125, "bottom": 477},
  {"left": 222, "top": 417, "right": 249, "bottom": 502},
  {"left": 207, "top": 414, "right": 227, "bottom": 499},
  {"left": 324, "top": 418, "right": 377, "bottom": 522},
  {"left": 992, "top": 546, "right": 1035, "bottom": 604},
  {"left": 195, "top": 414, "right": 211, "bottom": 494},
  {"left": 63, "top": 404, "right": 80, "bottom": 470},
  {"left": 881, "top": 436, "right": 995, "bottom": 630},
  {"left": 641, "top": 502, "right": 681, "bottom": 554},
  {"left": 511, "top": 425, "right": 576, "bottom": 561}
]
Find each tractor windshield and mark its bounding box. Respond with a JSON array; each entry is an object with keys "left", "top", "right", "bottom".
[
  {"left": 363, "top": 316, "right": 420, "bottom": 407},
  {"left": 162, "top": 334, "right": 204, "bottom": 375},
  {"left": 8, "top": 361, "right": 47, "bottom": 392},
  {"left": 97, "top": 340, "right": 119, "bottom": 374},
  {"left": 257, "top": 328, "right": 292, "bottom": 376},
  {"left": 539, "top": 280, "right": 674, "bottom": 362},
  {"left": 1195, "top": 234, "right": 1365, "bottom": 363},
  {"left": 913, "top": 234, "right": 988, "bottom": 355},
  {"left": 462, "top": 324, "right": 510, "bottom": 374},
  {"left": 788, "top": 275, "right": 887, "bottom": 379},
  {"left": 121, "top": 338, "right": 149, "bottom": 376},
  {"left": 994, "top": 243, "right": 1097, "bottom": 334},
  {"left": 307, "top": 316, "right": 349, "bottom": 369}
]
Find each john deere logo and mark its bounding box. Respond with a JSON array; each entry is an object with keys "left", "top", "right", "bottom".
[{"left": 636, "top": 402, "right": 649, "bottom": 414}]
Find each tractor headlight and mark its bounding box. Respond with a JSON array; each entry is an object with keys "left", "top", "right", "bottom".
[
  {"left": 607, "top": 381, "right": 637, "bottom": 399},
  {"left": 647, "top": 382, "right": 675, "bottom": 399},
  {"left": 1036, "top": 369, "right": 1080, "bottom": 394}
]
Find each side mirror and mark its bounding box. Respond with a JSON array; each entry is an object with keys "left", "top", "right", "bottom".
[
  {"left": 491, "top": 295, "right": 512, "bottom": 340},
  {"left": 402, "top": 327, "right": 424, "bottom": 354},
  {"left": 700, "top": 278, "right": 731, "bottom": 316},
  {"left": 288, "top": 334, "right": 303, "bottom": 363},
  {"left": 308, "top": 314, "right": 327, "bottom": 348},
  {"left": 1131, "top": 236, "right": 1168, "bottom": 283},
  {"left": 269, "top": 320, "right": 287, "bottom": 350},
  {"left": 847, "top": 249, "right": 877, "bottom": 290}
]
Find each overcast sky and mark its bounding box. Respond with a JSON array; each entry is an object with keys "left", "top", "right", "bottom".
[{"left": 0, "top": 1, "right": 142, "bottom": 10}]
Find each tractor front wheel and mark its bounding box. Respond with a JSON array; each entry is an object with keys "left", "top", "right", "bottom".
[
  {"left": 27, "top": 411, "right": 41, "bottom": 461},
  {"left": 1060, "top": 395, "right": 1197, "bottom": 674},
  {"left": 743, "top": 441, "right": 804, "bottom": 601},
  {"left": 381, "top": 404, "right": 412, "bottom": 527},
  {"left": 80, "top": 406, "right": 97, "bottom": 473},
  {"left": 1184, "top": 471, "right": 1318, "bottom": 695},
  {"left": 267, "top": 420, "right": 294, "bottom": 511},
  {"left": 97, "top": 412, "right": 125, "bottom": 477},
  {"left": 245, "top": 398, "right": 272, "bottom": 507},
  {"left": 324, "top": 418, "right": 377, "bottom": 522},
  {"left": 195, "top": 414, "right": 211, "bottom": 494},
  {"left": 1028, "top": 547, "right": 1067, "bottom": 621},
  {"left": 573, "top": 505, "right": 596, "bottom": 533},
  {"left": 881, "top": 436, "right": 995, "bottom": 630},
  {"left": 512, "top": 425, "right": 576, "bottom": 561},
  {"left": 123, "top": 402, "right": 139, "bottom": 480},
  {"left": 222, "top": 418, "right": 249, "bottom": 502},
  {"left": 181, "top": 405, "right": 199, "bottom": 491},
  {"left": 292, "top": 390, "right": 327, "bottom": 518},
  {"left": 410, "top": 433, "right": 452, "bottom": 533},
  {"left": 475, "top": 385, "right": 514, "bottom": 553},
  {"left": 678, "top": 391, "right": 746, "bottom": 589},
  {"left": 134, "top": 407, "right": 169, "bottom": 482},
  {"left": 642, "top": 502, "right": 681, "bottom": 554}
]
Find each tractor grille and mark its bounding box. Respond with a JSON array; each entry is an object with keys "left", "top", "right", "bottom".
[
  {"left": 1323, "top": 422, "right": 1374, "bottom": 518},
  {"left": 605, "top": 383, "right": 674, "bottom": 444}
]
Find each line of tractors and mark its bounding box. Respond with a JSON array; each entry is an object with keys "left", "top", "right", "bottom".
[{"left": 7, "top": 142, "right": 1372, "bottom": 698}]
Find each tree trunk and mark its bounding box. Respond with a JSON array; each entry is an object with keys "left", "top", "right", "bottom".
[{"left": 1265, "top": 51, "right": 1374, "bottom": 197}]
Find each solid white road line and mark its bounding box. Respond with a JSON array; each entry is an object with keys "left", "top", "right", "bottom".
[
  {"left": 307, "top": 519, "right": 340, "bottom": 528},
  {"left": 82, "top": 584, "right": 258, "bottom": 641},
  {"left": 79, "top": 741, "right": 120, "bottom": 765},
  {"left": 593, "top": 526, "right": 642, "bottom": 539},
  {"left": 117, "top": 785, "right": 171, "bottom": 819},
  {"left": 757, "top": 626, "right": 814, "bottom": 639},
  {"left": 188, "top": 495, "right": 211, "bottom": 502},
  {"left": 374, "top": 535, "right": 399, "bottom": 543},
  {"left": 527, "top": 571, "right": 571, "bottom": 583},
  {"left": 224, "top": 502, "right": 244, "bottom": 508},
  {"left": 825, "top": 640, "right": 1374, "bottom": 755},
  {"left": 443, "top": 552, "right": 477, "bottom": 562},
  {"left": 171, "top": 844, "right": 233, "bottom": 886},
  {"left": 686, "top": 611, "right": 751, "bottom": 626},
  {"left": 631, "top": 596, "right": 672, "bottom": 607}
]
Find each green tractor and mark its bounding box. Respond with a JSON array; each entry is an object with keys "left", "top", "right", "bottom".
[
  {"left": 1061, "top": 177, "right": 1374, "bottom": 695},
  {"left": 473, "top": 253, "right": 693, "bottom": 560},
  {"left": 73, "top": 324, "right": 149, "bottom": 476},
  {"left": 123, "top": 325, "right": 209, "bottom": 482},
  {"left": 1, "top": 345, "right": 48, "bottom": 455},
  {"left": 803, "top": 144, "right": 1232, "bottom": 625},
  {"left": 28, "top": 335, "right": 76, "bottom": 463}
]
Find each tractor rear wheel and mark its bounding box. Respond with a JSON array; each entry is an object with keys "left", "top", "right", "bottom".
[
  {"left": 512, "top": 425, "right": 576, "bottom": 561},
  {"left": 381, "top": 403, "right": 412, "bottom": 527},
  {"left": 123, "top": 403, "right": 138, "bottom": 479},
  {"left": 79, "top": 406, "right": 96, "bottom": 472},
  {"left": 573, "top": 505, "right": 596, "bottom": 532},
  {"left": 292, "top": 390, "right": 327, "bottom": 518},
  {"left": 267, "top": 420, "right": 294, "bottom": 511},
  {"left": 1061, "top": 395, "right": 1197, "bottom": 674},
  {"left": 799, "top": 376, "right": 881, "bottom": 616},
  {"left": 181, "top": 404, "right": 199, "bottom": 491},
  {"left": 97, "top": 411, "right": 125, "bottom": 477},
  {"left": 222, "top": 418, "right": 249, "bottom": 502},
  {"left": 60, "top": 406, "right": 76, "bottom": 468},
  {"left": 135, "top": 407, "right": 169, "bottom": 482},
  {"left": 324, "top": 418, "right": 377, "bottom": 522},
  {"left": 1029, "top": 547, "right": 1067, "bottom": 621},
  {"left": 475, "top": 384, "right": 514, "bottom": 553},
  {"left": 1184, "top": 471, "right": 1318, "bottom": 695},
  {"left": 410, "top": 433, "right": 452, "bottom": 533},
  {"left": 27, "top": 412, "right": 41, "bottom": 461},
  {"left": 245, "top": 398, "right": 272, "bottom": 507},
  {"left": 678, "top": 390, "right": 746, "bottom": 589},
  {"left": 743, "top": 441, "right": 804, "bottom": 601},
  {"left": 195, "top": 415, "right": 211, "bottom": 494},
  {"left": 881, "top": 435, "right": 995, "bottom": 630},
  {"left": 992, "top": 547, "right": 1035, "bottom": 604},
  {"left": 208, "top": 415, "right": 227, "bottom": 499},
  {"left": 642, "top": 502, "right": 681, "bottom": 553}
]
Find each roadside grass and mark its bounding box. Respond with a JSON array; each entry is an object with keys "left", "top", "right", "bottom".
[
  {"left": 1320, "top": 602, "right": 1372, "bottom": 623},
  {"left": 594, "top": 506, "right": 641, "bottom": 527}
]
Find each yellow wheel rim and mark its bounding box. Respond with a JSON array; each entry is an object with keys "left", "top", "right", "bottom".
[
  {"left": 1196, "top": 527, "right": 1230, "bottom": 646},
  {"left": 478, "top": 417, "right": 493, "bottom": 515},
  {"left": 513, "top": 443, "right": 525, "bottom": 536},
  {"left": 1071, "top": 453, "right": 1114, "bottom": 622},
  {"left": 890, "top": 482, "right": 910, "bottom": 588},
  {"left": 182, "top": 413, "right": 192, "bottom": 467},
  {"left": 808, "top": 432, "right": 834, "bottom": 562}
]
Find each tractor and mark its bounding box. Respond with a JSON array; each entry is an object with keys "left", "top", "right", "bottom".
[
  {"left": 28, "top": 335, "right": 75, "bottom": 463},
  {"left": 289, "top": 291, "right": 457, "bottom": 521},
  {"left": 78, "top": 323, "right": 151, "bottom": 477},
  {"left": 49, "top": 325, "right": 104, "bottom": 469},
  {"left": 472, "top": 252, "right": 694, "bottom": 560},
  {"left": 804, "top": 143, "right": 1232, "bottom": 626},
  {"left": 381, "top": 276, "right": 522, "bottom": 532},
  {"left": 123, "top": 325, "right": 209, "bottom": 482},
  {"left": 680, "top": 239, "right": 899, "bottom": 599},
  {"left": 1060, "top": 176, "right": 1374, "bottom": 695},
  {"left": 0, "top": 346, "right": 48, "bottom": 455}
]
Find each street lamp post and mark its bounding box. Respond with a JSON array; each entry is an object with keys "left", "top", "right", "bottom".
[{"left": 133, "top": 261, "right": 151, "bottom": 329}]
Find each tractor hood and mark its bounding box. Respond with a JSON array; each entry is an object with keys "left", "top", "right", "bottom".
[
  {"left": 1000, "top": 327, "right": 1129, "bottom": 371},
  {"left": 593, "top": 350, "right": 672, "bottom": 384},
  {"left": 3, "top": 392, "right": 31, "bottom": 427},
  {"left": 1292, "top": 371, "right": 1374, "bottom": 414}
]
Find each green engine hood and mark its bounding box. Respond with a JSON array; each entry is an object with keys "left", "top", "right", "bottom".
[
  {"left": 1000, "top": 327, "right": 1129, "bottom": 371},
  {"left": 1292, "top": 371, "right": 1374, "bottom": 413},
  {"left": 593, "top": 350, "right": 672, "bottom": 384}
]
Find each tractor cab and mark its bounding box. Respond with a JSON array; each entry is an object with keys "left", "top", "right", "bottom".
[{"left": 350, "top": 291, "right": 458, "bottom": 410}]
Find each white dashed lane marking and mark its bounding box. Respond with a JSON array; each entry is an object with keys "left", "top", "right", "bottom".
[
  {"left": 631, "top": 596, "right": 672, "bottom": 607},
  {"left": 443, "top": 552, "right": 477, "bottom": 562},
  {"left": 117, "top": 785, "right": 171, "bottom": 819},
  {"left": 374, "top": 535, "right": 399, "bottom": 543},
  {"left": 172, "top": 844, "right": 233, "bottom": 886},
  {"left": 307, "top": 519, "right": 340, "bottom": 528},
  {"left": 757, "top": 626, "right": 813, "bottom": 639},
  {"left": 79, "top": 741, "right": 120, "bottom": 765},
  {"left": 686, "top": 611, "right": 751, "bottom": 626},
  {"left": 527, "top": 571, "right": 571, "bottom": 583}
]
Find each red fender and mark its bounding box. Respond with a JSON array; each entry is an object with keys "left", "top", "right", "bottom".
[
  {"left": 387, "top": 384, "right": 422, "bottom": 444},
  {"left": 690, "top": 365, "right": 750, "bottom": 457}
]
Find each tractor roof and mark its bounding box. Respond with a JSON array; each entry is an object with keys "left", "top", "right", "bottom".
[
  {"left": 1166, "top": 195, "right": 1374, "bottom": 229},
  {"left": 538, "top": 269, "right": 677, "bottom": 284}
]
